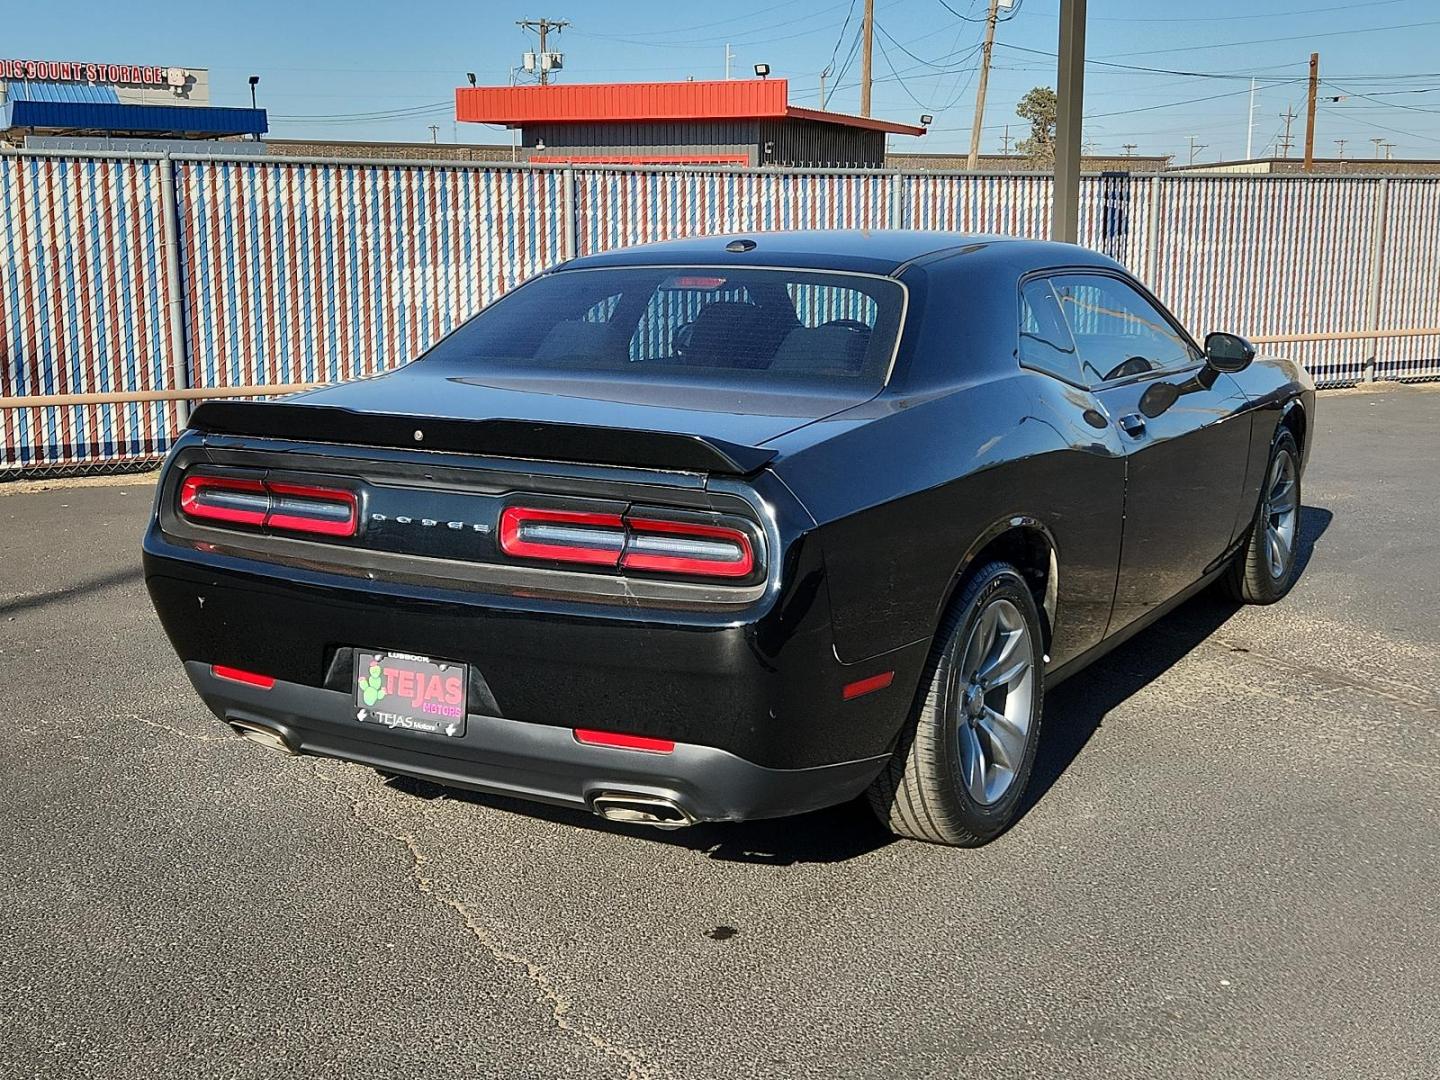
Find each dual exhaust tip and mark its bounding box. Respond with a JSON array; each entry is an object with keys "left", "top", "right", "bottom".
[
  {"left": 590, "top": 792, "right": 696, "bottom": 830},
  {"left": 228, "top": 719, "right": 295, "bottom": 755},
  {"left": 225, "top": 719, "right": 697, "bottom": 830}
]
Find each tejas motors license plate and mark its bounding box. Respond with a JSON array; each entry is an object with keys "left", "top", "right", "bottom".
[{"left": 353, "top": 651, "right": 468, "bottom": 738}]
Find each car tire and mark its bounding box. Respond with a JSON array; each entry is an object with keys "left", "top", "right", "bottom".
[
  {"left": 1222, "top": 428, "right": 1301, "bottom": 605},
  {"left": 866, "top": 561, "right": 1045, "bottom": 847}
]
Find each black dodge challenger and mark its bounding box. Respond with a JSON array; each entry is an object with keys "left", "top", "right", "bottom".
[{"left": 145, "top": 231, "right": 1314, "bottom": 846}]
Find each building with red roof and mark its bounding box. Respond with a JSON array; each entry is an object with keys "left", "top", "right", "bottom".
[{"left": 455, "top": 78, "right": 927, "bottom": 168}]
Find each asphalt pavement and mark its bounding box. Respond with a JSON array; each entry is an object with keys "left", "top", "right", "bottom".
[{"left": 1, "top": 386, "right": 1437, "bottom": 1080}]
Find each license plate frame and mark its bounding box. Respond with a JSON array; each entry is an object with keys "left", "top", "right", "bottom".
[{"left": 353, "top": 651, "right": 468, "bottom": 739}]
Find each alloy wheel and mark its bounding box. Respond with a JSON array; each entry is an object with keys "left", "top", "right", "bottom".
[
  {"left": 1264, "top": 451, "right": 1299, "bottom": 579},
  {"left": 954, "top": 597, "right": 1036, "bottom": 806}
]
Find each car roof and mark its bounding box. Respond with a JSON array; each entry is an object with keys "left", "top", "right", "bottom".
[{"left": 557, "top": 229, "right": 1123, "bottom": 278}]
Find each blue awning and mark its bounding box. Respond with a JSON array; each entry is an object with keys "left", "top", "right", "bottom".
[
  {"left": 2, "top": 99, "right": 267, "bottom": 136},
  {"left": 7, "top": 81, "right": 122, "bottom": 105}
]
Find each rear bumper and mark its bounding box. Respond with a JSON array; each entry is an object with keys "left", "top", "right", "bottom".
[{"left": 188, "top": 662, "right": 886, "bottom": 822}]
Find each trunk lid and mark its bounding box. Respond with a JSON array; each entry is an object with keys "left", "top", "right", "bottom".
[{"left": 194, "top": 365, "right": 872, "bottom": 474}]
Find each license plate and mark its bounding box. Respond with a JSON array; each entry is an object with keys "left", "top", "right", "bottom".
[{"left": 353, "top": 651, "right": 468, "bottom": 738}]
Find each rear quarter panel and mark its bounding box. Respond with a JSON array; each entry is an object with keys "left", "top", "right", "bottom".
[{"left": 766, "top": 372, "right": 1126, "bottom": 672}]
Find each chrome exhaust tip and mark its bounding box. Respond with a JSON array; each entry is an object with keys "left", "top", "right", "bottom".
[
  {"left": 227, "top": 719, "right": 295, "bottom": 755},
  {"left": 591, "top": 792, "right": 696, "bottom": 830}
]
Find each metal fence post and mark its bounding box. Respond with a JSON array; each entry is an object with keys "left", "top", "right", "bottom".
[
  {"left": 887, "top": 172, "right": 906, "bottom": 230},
  {"left": 1143, "top": 174, "right": 1162, "bottom": 286},
  {"left": 562, "top": 167, "right": 578, "bottom": 260},
  {"left": 158, "top": 155, "right": 192, "bottom": 421},
  {"left": 1362, "top": 177, "right": 1390, "bottom": 383}
]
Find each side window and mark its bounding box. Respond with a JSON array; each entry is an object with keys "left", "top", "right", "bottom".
[
  {"left": 1018, "top": 279, "right": 1083, "bottom": 384},
  {"left": 1051, "top": 274, "right": 1200, "bottom": 384}
]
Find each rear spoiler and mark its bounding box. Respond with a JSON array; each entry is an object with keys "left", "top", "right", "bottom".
[{"left": 186, "top": 400, "right": 777, "bottom": 476}]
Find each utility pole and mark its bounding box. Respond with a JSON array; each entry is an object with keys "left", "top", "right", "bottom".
[
  {"left": 1277, "top": 105, "right": 1298, "bottom": 158},
  {"left": 725, "top": 43, "right": 735, "bottom": 80},
  {"left": 429, "top": 124, "right": 439, "bottom": 144},
  {"left": 1384, "top": 141, "right": 1395, "bottom": 160},
  {"left": 860, "top": 0, "right": 874, "bottom": 117},
  {"left": 1303, "top": 51, "right": 1319, "bottom": 171},
  {"left": 1051, "top": 0, "right": 1085, "bottom": 244},
  {"left": 1000, "top": 124, "right": 1013, "bottom": 156},
  {"left": 1186, "top": 134, "right": 1207, "bottom": 166},
  {"left": 1371, "top": 136, "right": 1385, "bottom": 158},
  {"left": 516, "top": 18, "right": 568, "bottom": 85},
  {"left": 967, "top": 0, "right": 1003, "bottom": 170},
  {"left": 819, "top": 69, "right": 828, "bottom": 108},
  {"left": 1246, "top": 77, "right": 1257, "bottom": 159},
  {"left": 1334, "top": 138, "right": 1347, "bottom": 158},
  {"left": 1122, "top": 142, "right": 1137, "bottom": 157}
]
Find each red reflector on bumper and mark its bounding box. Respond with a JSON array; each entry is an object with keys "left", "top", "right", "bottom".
[
  {"left": 842, "top": 671, "right": 894, "bottom": 700},
  {"left": 573, "top": 728, "right": 676, "bottom": 754},
  {"left": 212, "top": 665, "right": 276, "bottom": 689}
]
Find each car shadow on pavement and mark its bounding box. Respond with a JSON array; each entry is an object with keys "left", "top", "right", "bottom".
[
  {"left": 389, "top": 505, "right": 1333, "bottom": 866},
  {"left": 0, "top": 564, "right": 143, "bottom": 617},
  {"left": 1017, "top": 503, "right": 1333, "bottom": 828}
]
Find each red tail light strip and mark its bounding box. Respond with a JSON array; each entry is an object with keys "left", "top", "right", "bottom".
[
  {"left": 621, "top": 517, "right": 754, "bottom": 578},
  {"left": 212, "top": 665, "right": 276, "bottom": 689},
  {"left": 179, "top": 475, "right": 268, "bottom": 527},
  {"left": 500, "top": 505, "right": 757, "bottom": 580},
  {"left": 264, "top": 482, "right": 359, "bottom": 537},
  {"left": 498, "top": 506, "right": 626, "bottom": 567},
  {"left": 179, "top": 473, "right": 358, "bottom": 538},
  {"left": 574, "top": 728, "right": 676, "bottom": 754}
]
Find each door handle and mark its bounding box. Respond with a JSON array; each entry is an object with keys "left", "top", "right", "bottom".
[{"left": 1117, "top": 413, "right": 1147, "bottom": 438}]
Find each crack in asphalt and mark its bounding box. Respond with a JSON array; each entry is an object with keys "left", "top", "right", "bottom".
[
  {"left": 308, "top": 762, "right": 660, "bottom": 1080},
  {"left": 127, "top": 712, "right": 224, "bottom": 742}
]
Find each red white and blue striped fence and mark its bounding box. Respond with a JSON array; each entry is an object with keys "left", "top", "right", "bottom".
[{"left": 2, "top": 150, "right": 1438, "bottom": 475}]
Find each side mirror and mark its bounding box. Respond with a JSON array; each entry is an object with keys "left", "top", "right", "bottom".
[{"left": 1204, "top": 331, "right": 1256, "bottom": 374}]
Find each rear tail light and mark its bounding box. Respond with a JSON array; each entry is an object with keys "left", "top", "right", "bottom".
[
  {"left": 179, "top": 475, "right": 268, "bottom": 527},
  {"left": 499, "top": 507, "right": 626, "bottom": 567},
  {"left": 264, "top": 482, "right": 359, "bottom": 537},
  {"left": 500, "top": 505, "right": 757, "bottom": 580},
  {"left": 179, "top": 473, "right": 358, "bottom": 538},
  {"left": 621, "top": 517, "right": 754, "bottom": 578}
]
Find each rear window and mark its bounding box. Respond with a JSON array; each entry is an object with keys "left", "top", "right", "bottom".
[{"left": 422, "top": 267, "right": 905, "bottom": 386}]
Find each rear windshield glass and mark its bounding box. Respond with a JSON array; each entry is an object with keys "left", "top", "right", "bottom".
[{"left": 421, "top": 267, "right": 905, "bottom": 387}]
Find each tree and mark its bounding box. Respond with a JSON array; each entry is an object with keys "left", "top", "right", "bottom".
[{"left": 1015, "top": 86, "right": 1058, "bottom": 168}]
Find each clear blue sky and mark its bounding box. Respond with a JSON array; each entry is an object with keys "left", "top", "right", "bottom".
[{"left": 12, "top": 0, "right": 1440, "bottom": 161}]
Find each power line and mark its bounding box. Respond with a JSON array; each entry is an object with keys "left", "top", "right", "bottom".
[
  {"left": 995, "top": 42, "right": 1304, "bottom": 82},
  {"left": 1018, "top": 0, "right": 1419, "bottom": 22},
  {"left": 600, "top": 0, "right": 856, "bottom": 40},
  {"left": 570, "top": 1, "right": 891, "bottom": 50},
  {"left": 1095, "top": 17, "right": 1440, "bottom": 61},
  {"left": 824, "top": 0, "right": 861, "bottom": 78},
  {"left": 874, "top": 28, "right": 932, "bottom": 110},
  {"left": 1323, "top": 79, "right": 1440, "bottom": 116}
]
